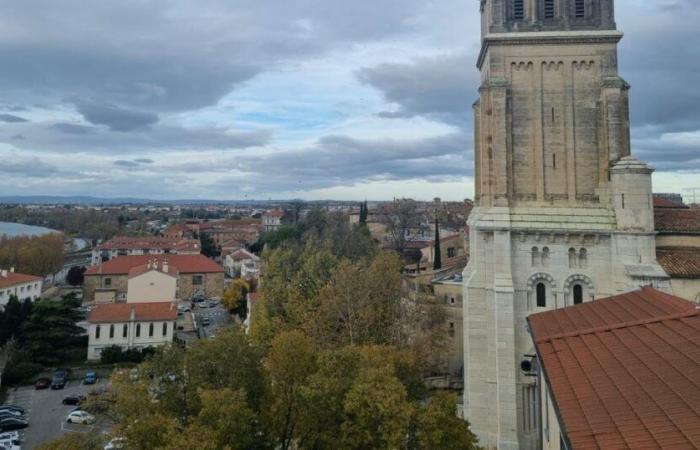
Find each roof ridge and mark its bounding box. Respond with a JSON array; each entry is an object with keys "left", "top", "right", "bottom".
[{"left": 536, "top": 310, "right": 698, "bottom": 344}]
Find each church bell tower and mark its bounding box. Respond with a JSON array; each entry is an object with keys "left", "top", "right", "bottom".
[{"left": 463, "top": 1, "right": 669, "bottom": 448}]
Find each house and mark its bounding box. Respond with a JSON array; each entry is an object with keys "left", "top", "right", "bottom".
[
  {"left": 91, "top": 236, "right": 201, "bottom": 265},
  {"left": 202, "top": 220, "right": 261, "bottom": 249},
  {"left": 262, "top": 209, "right": 284, "bottom": 232},
  {"left": 86, "top": 302, "right": 178, "bottom": 360},
  {"left": 84, "top": 254, "right": 224, "bottom": 303},
  {"left": 163, "top": 223, "right": 194, "bottom": 239},
  {"left": 0, "top": 268, "right": 43, "bottom": 308},
  {"left": 431, "top": 272, "right": 464, "bottom": 379},
  {"left": 126, "top": 258, "right": 178, "bottom": 303},
  {"left": 223, "top": 249, "right": 260, "bottom": 279},
  {"left": 528, "top": 287, "right": 700, "bottom": 450}
]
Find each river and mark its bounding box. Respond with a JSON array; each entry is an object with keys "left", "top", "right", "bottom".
[{"left": 0, "top": 222, "right": 89, "bottom": 251}]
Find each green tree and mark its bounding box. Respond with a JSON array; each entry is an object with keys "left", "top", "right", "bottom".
[
  {"left": 20, "top": 298, "right": 85, "bottom": 365},
  {"left": 414, "top": 392, "right": 481, "bottom": 450},
  {"left": 192, "top": 388, "right": 259, "bottom": 450},
  {"left": 433, "top": 217, "right": 442, "bottom": 271},
  {"left": 0, "top": 295, "right": 32, "bottom": 345},
  {"left": 66, "top": 265, "right": 86, "bottom": 286},
  {"left": 36, "top": 432, "right": 104, "bottom": 450},
  {"left": 222, "top": 278, "right": 250, "bottom": 317},
  {"left": 200, "top": 232, "right": 219, "bottom": 258}
]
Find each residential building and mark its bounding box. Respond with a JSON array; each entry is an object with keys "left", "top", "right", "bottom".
[
  {"left": 223, "top": 249, "right": 260, "bottom": 279},
  {"left": 86, "top": 302, "right": 178, "bottom": 360},
  {"left": 528, "top": 287, "right": 700, "bottom": 449},
  {"left": 126, "top": 258, "right": 178, "bottom": 303},
  {"left": 431, "top": 272, "right": 464, "bottom": 379},
  {"left": 462, "top": 2, "right": 669, "bottom": 448},
  {"left": 0, "top": 268, "right": 42, "bottom": 308},
  {"left": 163, "top": 223, "right": 195, "bottom": 239},
  {"left": 84, "top": 254, "right": 224, "bottom": 303},
  {"left": 91, "top": 236, "right": 201, "bottom": 266},
  {"left": 262, "top": 209, "right": 284, "bottom": 232},
  {"left": 202, "top": 220, "right": 261, "bottom": 249}
]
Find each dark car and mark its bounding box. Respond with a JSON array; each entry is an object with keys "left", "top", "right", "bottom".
[
  {"left": 0, "top": 413, "right": 23, "bottom": 422},
  {"left": 51, "top": 369, "right": 69, "bottom": 390},
  {"left": 0, "top": 406, "right": 24, "bottom": 416},
  {"left": 62, "top": 395, "right": 84, "bottom": 406},
  {"left": 35, "top": 377, "right": 51, "bottom": 390},
  {"left": 0, "top": 418, "right": 28, "bottom": 432}
]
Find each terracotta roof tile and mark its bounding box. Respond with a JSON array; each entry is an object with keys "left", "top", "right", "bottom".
[
  {"left": 0, "top": 271, "right": 42, "bottom": 289},
  {"left": 657, "top": 247, "right": 700, "bottom": 279},
  {"left": 655, "top": 208, "right": 700, "bottom": 234},
  {"left": 529, "top": 287, "right": 700, "bottom": 450},
  {"left": 653, "top": 197, "right": 688, "bottom": 209},
  {"left": 88, "top": 302, "right": 177, "bottom": 323},
  {"left": 86, "top": 254, "right": 223, "bottom": 276},
  {"left": 97, "top": 236, "right": 200, "bottom": 251}
]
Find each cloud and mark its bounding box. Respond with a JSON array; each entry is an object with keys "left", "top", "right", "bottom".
[
  {"left": 114, "top": 158, "right": 155, "bottom": 168},
  {"left": 0, "top": 113, "right": 28, "bottom": 123},
  {"left": 51, "top": 123, "right": 94, "bottom": 134},
  {"left": 75, "top": 101, "right": 159, "bottom": 131},
  {"left": 0, "top": 156, "right": 56, "bottom": 177}
]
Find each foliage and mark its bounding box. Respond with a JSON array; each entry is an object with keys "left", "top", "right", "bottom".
[
  {"left": 222, "top": 278, "right": 250, "bottom": 317},
  {"left": 379, "top": 198, "right": 427, "bottom": 256},
  {"left": 36, "top": 432, "right": 104, "bottom": 450},
  {"left": 415, "top": 392, "right": 480, "bottom": 450},
  {"left": 0, "top": 233, "right": 64, "bottom": 276},
  {"left": 100, "top": 345, "right": 154, "bottom": 364},
  {"left": 0, "top": 295, "right": 33, "bottom": 346},
  {"left": 200, "top": 232, "right": 219, "bottom": 258},
  {"left": 66, "top": 265, "right": 86, "bottom": 286},
  {"left": 433, "top": 218, "right": 442, "bottom": 270}
]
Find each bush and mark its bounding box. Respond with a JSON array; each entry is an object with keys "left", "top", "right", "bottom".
[
  {"left": 3, "top": 360, "right": 43, "bottom": 385},
  {"left": 100, "top": 345, "right": 154, "bottom": 365}
]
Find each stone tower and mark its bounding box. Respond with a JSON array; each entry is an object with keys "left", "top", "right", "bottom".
[{"left": 463, "top": 1, "right": 670, "bottom": 449}]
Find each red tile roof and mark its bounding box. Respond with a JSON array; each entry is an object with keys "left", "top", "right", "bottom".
[
  {"left": 97, "top": 236, "right": 200, "bottom": 251},
  {"left": 128, "top": 263, "right": 179, "bottom": 279},
  {"left": 263, "top": 209, "right": 284, "bottom": 218},
  {"left": 86, "top": 254, "right": 223, "bottom": 276},
  {"left": 657, "top": 247, "right": 700, "bottom": 279},
  {"left": 529, "top": 287, "right": 700, "bottom": 450},
  {"left": 88, "top": 302, "right": 177, "bottom": 323},
  {"left": 655, "top": 208, "right": 700, "bottom": 234},
  {"left": 0, "top": 271, "right": 42, "bottom": 289},
  {"left": 653, "top": 197, "right": 688, "bottom": 209}
]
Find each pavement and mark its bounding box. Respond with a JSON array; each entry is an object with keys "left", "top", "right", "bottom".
[
  {"left": 4, "top": 377, "right": 112, "bottom": 449},
  {"left": 194, "top": 301, "right": 232, "bottom": 339}
]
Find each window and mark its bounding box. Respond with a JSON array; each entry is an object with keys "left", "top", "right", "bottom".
[
  {"left": 544, "top": 0, "right": 555, "bottom": 19},
  {"left": 109, "top": 324, "right": 114, "bottom": 339},
  {"left": 95, "top": 325, "right": 101, "bottom": 340},
  {"left": 579, "top": 248, "right": 588, "bottom": 268},
  {"left": 162, "top": 322, "right": 168, "bottom": 336},
  {"left": 514, "top": 0, "right": 525, "bottom": 20},
  {"left": 573, "top": 284, "right": 584, "bottom": 305},
  {"left": 542, "top": 247, "right": 550, "bottom": 267},
  {"left": 448, "top": 322, "right": 455, "bottom": 337},
  {"left": 149, "top": 323, "right": 154, "bottom": 337},
  {"left": 192, "top": 275, "right": 203, "bottom": 286},
  {"left": 447, "top": 247, "right": 456, "bottom": 258},
  {"left": 536, "top": 283, "right": 547, "bottom": 307},
  {"left": 450, "top": 296, "right": 456, "bottom": 305},
  {"left": 123, "top": 324, "right": 128, "bottom": 338},
  {"left": 136, "top": 324, "right": 141, "bottom": 338},
  {"left": 104, "top": 278, "right": 112, "bottom": 288},
  {"left": 568, "top": 248, "right": 577, "bottom": 269},
  {"left": 574, "top": 0, "right": 585, "bottom": 18}
]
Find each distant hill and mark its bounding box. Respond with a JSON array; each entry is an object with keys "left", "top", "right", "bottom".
[{"left": 0, "top": 195, "right": 360, "bottom": 206}]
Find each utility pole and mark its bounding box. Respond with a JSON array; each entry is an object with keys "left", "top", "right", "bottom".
[{"left": 685, "top": 188, "right": 700, "bottom": 205}]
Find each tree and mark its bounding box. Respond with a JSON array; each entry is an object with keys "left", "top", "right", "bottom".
[
  {"left": 0, "top": 295, "right": 32, "bottom": 345},
  {"left": 66, "top": 265, "right": 86, "bottom": 286},
  {"left": 200, "top": 232, "right": 219, "bottom": 258},
  {"left": 359, "top": 201, "right": 368, "bottom": 225},
  {"left": 36, "top": 432, "right": 104, "bottom": 450},
  {"left": 414, "top": 392, "right": 481, "bottom": 450},
  {"left": 20, "top": 298, "right": 86, "bottom": 365},
  {"left": 222, "top": 278, "right": 250, "bottom": 317},
  {"left": 379, "top": 199, "right": 426, "bottom": 256},
  {"left": 433, "top": 218, "right": 442, "bottom": 271}
]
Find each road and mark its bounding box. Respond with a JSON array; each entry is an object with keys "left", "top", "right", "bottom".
[
  {"left": 4, "top": 377, "right": 112, "bottom": 449},
  {"left": 194, "top": 301, "right": 232, "bottom": 339}
]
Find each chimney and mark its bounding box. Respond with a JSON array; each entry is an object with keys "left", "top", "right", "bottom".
[
  {"left": 163, "top": 257, "right": 168, "bottom": 273},
  {"left": 130, "top": 307, "right": 136, "bottom": 322},
  {"left": 10, "top": 267, "right": 14, "bottom": 273},
  {"left": 1, "top": 270, "right": 6, "bottom": 278}
]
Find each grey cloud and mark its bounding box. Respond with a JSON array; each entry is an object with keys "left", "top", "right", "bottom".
[
  {"left": 75, "top": 102, "right": 159, "bottom": 132},
  {"left": 134, "top": 158, "right": 154, "bottom": 164},
  {"left": 0, "top": 157, "right": 56, "bottom": 177},
  {"left": 114, "top": 160, "right": 140, "bottom": 168},
  {"left": 0, "top": 113, "right": 28, "bottom": 123},
  {"left": 51, "top": 123, "right": 94, "bottom": 134}
]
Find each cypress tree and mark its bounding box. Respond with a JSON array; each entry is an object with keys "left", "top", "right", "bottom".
[{"left": 433, "top": 217, "right": 442, "bottom": 271}]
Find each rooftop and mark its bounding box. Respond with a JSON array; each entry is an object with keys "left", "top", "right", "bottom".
[
  {"left": 86, "top": 254, "right": 223, "bottom": 276},
  {"left": 0, "top": 270, "right": 42, "bottom": 289},
  {"left": 97, "top": 236, "right": 200, "bottom": 251},
  {"left": 529, "top": 287, "right": 700, "bottom": 449},
  {"left": 88, "top": 302, "right": 177, "bottom": 323},
  {"left": 657, "top": 247, "right": 700, "bottom": 279},
  {"left": 655, "top": 208, "right": 700, "bottom": 234}
]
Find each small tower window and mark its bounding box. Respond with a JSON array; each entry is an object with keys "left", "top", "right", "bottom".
[
  {"left": 575, "top": 0, "right": 585, "bottom": 18},
  {"left": 95, "top": 325, "right": 101, "bottom": 340},
  {"left": 544, "top": 0, "right": 555, "bottom": 19},
  {"left": 149, "top": 323, "right": 154, "bottom": 337},
  {"left": 123, "top": 324, "right": 128, "bottom": 338},
  {"left": 579, "top": 248, "right": 588, "bottom": 268},
  {"left": 109, "top": 324, "right": 114, "bottom": 339},
  {"left": 536, "top": 283, "right": 547, "bottom": 307},
  {"left": 514, "top": 0, "right": 525, "bottom": 20},
  {"left": 573, "top": 284, "right": 584, "bottom": 305},
  {"left": 136, "top": 324, "right": 141, "bottom": 338}
]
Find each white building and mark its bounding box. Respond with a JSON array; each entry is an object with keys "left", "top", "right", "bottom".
[
  {"left": 126, "top": 259, "right": 177, "bottom": 303},
  {"left": 463, "top": 1, "right": 670, "bottom": 448},
  {"left": 223, "top": 249, "right": 260, "bottom": 279},
  {"left": 86, "top": 302, "right": 178, "bottom": 360},
  {"left": 262, "top": 209, "right": 284, "bottom": 232},
  {"left": 0, "top": 268, "right": 43, "bottom": 308}
]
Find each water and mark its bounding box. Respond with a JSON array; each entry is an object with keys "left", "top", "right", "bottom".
[{"left": 0, "top": 221, "right": 57, "bottom": 237}]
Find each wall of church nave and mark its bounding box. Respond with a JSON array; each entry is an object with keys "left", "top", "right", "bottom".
[{"left": 670, "top": 278, "right": 700, "bottom": 304}]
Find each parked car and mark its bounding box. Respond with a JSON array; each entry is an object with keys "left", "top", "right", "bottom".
[
  {"left": 0, "top": 407, "right": 24, "bottom": 416},
  {"left": 0, "top": 440, "right": 21, "bottom": 450},
  {"left": 51, "top": 368, "right": 69, "bottom": 390},
  {"left": 0, "top": 431, "right": 22, "bottom": 442},
  {"left": 201, "top": 318, "right": 211, "bottom": 326},
  {"left": 66, "top": 411, "right": 94, "bottom": 425},
  {"left": 84, "top": 371, "right": 97, "bottom": 385},
  {"left": 104, "top": 437, "right": 127, "bottom": 449},
  {"left": 0, "top": 435, "right": 20, "bottom": 447},
  {"left": 0, "top": 411, "right": 22, "bottom": 420},
  {"left": 0, "top": 418, "right": 28, "bottom": 432},
  {"left": 34, "top": 378, "right": 51, "bottom": 390},
  {"left": 62, "top": 395, "right": 84, "bottom": 406},
  {"left": 177, "top": 304, "right": 191, "bottom": 313}
]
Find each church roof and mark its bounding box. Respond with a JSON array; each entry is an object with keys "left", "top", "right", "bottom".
[
  {"left": 529, "top": 287, "right": 700, "bottom": 450},
  {"left": 657, "top": 247, "right": 700, "bottom": 279},
  {"left": 655, "top": 208, "right": 700, "bottom": 234}
]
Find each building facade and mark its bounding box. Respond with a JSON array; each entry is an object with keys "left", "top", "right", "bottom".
[
  {"left": 462, "top": 1, "right": 670, "bottom": 448},
  {"left": 91, "top": 236, "right": 201, "bottom": 266},
  {"left": 262, "top": 210, "right": 284, "bottom": 232},
  {"left": 0, "top": 268, "right": 43, "bottom": 308}
]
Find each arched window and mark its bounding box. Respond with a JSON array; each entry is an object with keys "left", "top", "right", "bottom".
[
  {"left": 149, "top": 323, "right": 154, "bottom": 337},
  {"left": 536, "top": 283, "right": 547, "bottom": 307},
  {"left": 162, "top": 322, "right": 168, "bottom": 336},
  {"left": 123, "top": 324, "right": 128, "bottom": 338},
  {"left": 514, "top": 0, "right": 525, "bottom": 20},
  {"left": 136, "top": 324, "right": 141, "bottom": 338},
  {"left": 95, "top": 325, "right": 101, "bottom": 340},
  {"left": 579, "top": 248, "right": 588, "bottom": 268},
  {"left": 573, "top": 284, "right": 584, "bottom": 305},
  {"left": 568, "top": 248, "right": 577, "bottom": 268},
  {"left": 574, "top": 0, "right": 585, "bottom": 18},
  {"left": 532, "top": 247, "right": 540, "bottom": 267},
  {"left": 542, "top": 247, "right": 550, "bottom": 267},
  {"left": 544, "top": 0, "right": 555, "bottom": 19},
  {"left": 109, "top": 324, "right": 114, "bottom": 339}
]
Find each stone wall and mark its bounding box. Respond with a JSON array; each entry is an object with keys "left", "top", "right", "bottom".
[{"left": 178, "top": 272, "right": 224, "bottom": 300}]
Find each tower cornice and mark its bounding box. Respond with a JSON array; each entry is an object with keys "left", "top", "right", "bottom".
[{"left": 477, "top": 30, "right": 623, "bottom": 69}]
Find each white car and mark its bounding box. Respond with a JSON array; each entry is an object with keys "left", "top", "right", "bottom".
[
  {"left": 0, "top": 432, "right": 21, "bottom": 442},
  {"left": 0, "top": 436, "right": 20, "bottom": 450},
  {"left": 104, "top": 437, "right": 126, "bottom": 449},
  {"left": 66, "top": 410, "right": 95, "bottom": 424}
]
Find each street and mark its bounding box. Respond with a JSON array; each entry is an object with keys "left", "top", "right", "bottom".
[{"left": 194, "top": 301, "right": 232, "bottom": 339}]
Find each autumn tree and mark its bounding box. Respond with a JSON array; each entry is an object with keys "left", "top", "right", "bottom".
[
  {"left": 379, "top": 198, "right": 427, "bottom": 256},
  {"left": 414, "top": 392, "right": 481, "bottom": 450},
  {"left": 35, "top": 432, "right": 104, "bottom": 450},
  {"left": 222, "top": 278, "right": 250, "bottom": 317}
]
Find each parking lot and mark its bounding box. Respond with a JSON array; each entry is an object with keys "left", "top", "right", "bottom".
[
  {"left": 194, "top": 300, "right": 232, "bottom": 339},
  {"left": 4, "top": 377, "right": 112, "bottom": 449}
]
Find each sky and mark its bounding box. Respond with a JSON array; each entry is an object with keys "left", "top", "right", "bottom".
[{"left": 0, "top": 0, "right": 698, "bottom": 202}]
